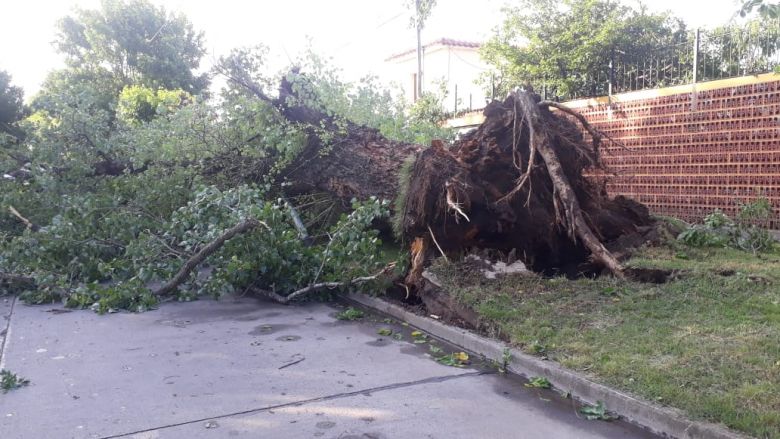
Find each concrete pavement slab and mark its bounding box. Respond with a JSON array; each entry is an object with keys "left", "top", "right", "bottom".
[
  {"left": 0, "top": 297, "right": 658, "bottom": 439},
  {"left": 125, "top": 372, "right": 657, "bottom": 439}
]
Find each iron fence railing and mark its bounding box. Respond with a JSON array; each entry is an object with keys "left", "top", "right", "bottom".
[{"left": 529, "top": 20, "right": 780, "bottom": 102}]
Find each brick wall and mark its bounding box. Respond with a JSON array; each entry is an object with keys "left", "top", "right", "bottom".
[{"left": 565, "top": 73, "right": 780, "bottom": 229}]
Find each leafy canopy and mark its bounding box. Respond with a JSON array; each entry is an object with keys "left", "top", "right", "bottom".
[
  {"left": 1, "top": 41, "right": 436, "bottom": 313},
  {"left": 0, "top": 71, "right": 25, "bottom": 140},
  {"left": 738, "top": 0, "right": 780, "bottom": 19},
  {"left": 481, "top": 0, "right": 687, "bottom": 99},
  {"left": 56, "top": 0, "right": 208, "bottom": 94}
]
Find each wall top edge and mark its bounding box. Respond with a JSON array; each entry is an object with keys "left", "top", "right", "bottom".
[{"left": 564, "top": 73, "right": 780, "bottom": 109}]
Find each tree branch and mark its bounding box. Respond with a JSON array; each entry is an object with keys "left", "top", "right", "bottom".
[
  {"left": 282, "top": 195, "right": 311, "bottom": 244},
  {"left": 0, "top": 272, "right": 35, "bottom": 285},
  {"left": 213, "top": 63, "right": 275, "bottom": 104},
  {"left": 8, "top": 206, "right": 39, "bottom": 231},
  {"left": 250, "top": 263, "right": 396, "bottom": 304},
  {"left": 154, "top": 218, "right": 269, "bottom": 296}
]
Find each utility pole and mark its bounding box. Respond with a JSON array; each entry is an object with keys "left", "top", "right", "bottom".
[
  {"left": 416, "top": 0, "right": 423, "bottom": 100},
  {"left": 692, "top": 28, "right": 700, "bottom": 84}
]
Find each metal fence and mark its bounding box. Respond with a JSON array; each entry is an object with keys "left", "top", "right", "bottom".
[{"left": 536, "top": 20, "right": 780, "bottom": 101}]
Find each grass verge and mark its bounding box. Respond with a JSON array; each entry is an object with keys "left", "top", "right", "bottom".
[{"left": 428, "top": 244, "right": 780, "bottom": 438}]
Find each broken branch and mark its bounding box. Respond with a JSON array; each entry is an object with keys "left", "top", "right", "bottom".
[
  {"left": 282, "top": 195, "right": 311, "bottom": 244},
  {"left": 278, "top": 356, "right": 306, "bottom": 369},
  {"left": 155, "top": 218, "right": 270, "bottom": 296},
  {"left": 252, "top": 263, "right": 396, "bottom": 304},
  {"left": 0, "top": 272, "right": 35, "bottom": 285},
  {"left": 8, "top": 206, "right": 39, "bottom": 232}
]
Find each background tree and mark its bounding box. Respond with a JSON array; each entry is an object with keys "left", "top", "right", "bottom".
[
  {"left": 55, "top": 0, "right": 208, "bottom": 94},
  {"left": 481, "top": 0, "right": 687, "bottom": 99},
  {"left": 738, "top": 0, "right": 780, "bottom": 19},
  {"left": 0, "top": 70, "right": 25, "bottom": 141},
  {"left": 699, "top": 17, "right": 780, "bottom": 80},
  {"left": 406, "top": 0, "right": 437, "bottom": 98}
]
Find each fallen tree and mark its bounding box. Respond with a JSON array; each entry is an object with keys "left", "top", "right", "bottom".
[
  {"left": 230, "top": 71, "right": 655, "bottom": 294},
  {"left": 2, "top": 66, "right": 656, "bottom": 309}
]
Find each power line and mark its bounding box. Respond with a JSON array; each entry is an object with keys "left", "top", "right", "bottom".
[{"left": 333, "top": 9, "right": 406, "bottom": 52}]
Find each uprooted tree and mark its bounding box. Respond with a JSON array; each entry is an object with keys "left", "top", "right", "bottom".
[
  {"left": 1, "top": 2, "right": 657, "bottom": 312},
  {"left": 229, "top": 70, "right": 655, "bottom": 287},
  {"left": 1, "top": 66, "right": 655, "bottom": 310}
]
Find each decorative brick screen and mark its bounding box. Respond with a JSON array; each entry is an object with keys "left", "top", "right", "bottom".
[{"left": 565, "top": 74, "right": 780, "bottom": 229}]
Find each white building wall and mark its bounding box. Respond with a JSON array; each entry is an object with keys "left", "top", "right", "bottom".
[{"left": 384, "top": 43, "right": 491, "bottom": 113}]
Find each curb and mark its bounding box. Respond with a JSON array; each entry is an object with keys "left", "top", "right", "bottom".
[{"left": 345, "top": 293, "right": 748, "bottom": 439}]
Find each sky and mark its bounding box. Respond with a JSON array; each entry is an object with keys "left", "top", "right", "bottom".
[{"left": 1, "top": 0, "right": 741, "bottom": 98}]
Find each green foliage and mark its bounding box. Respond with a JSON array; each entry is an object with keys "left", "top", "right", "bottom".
[
  {"left": 678, "top": 199, "right": 775, "bottom": 254},
  {"left": 435, "top": 351, "right": 470, "bottom": 367},
  {"left": 275, "top": 48, "right": 454, "bottom": 145},
  {"left": 739, "top": 0, "right": 780, "bottom": 18},
  {"left": 2, "top": 7, "right": 425, "bottom": 316},
  {"left": 17, "top": 290, "right": 62, "bottom": 305},
  {"left": 4, "top": 183, "right": 388, "bottom": 311},
  {"left": 525, "top": 376, "right": 552, "bottom": 389},
  {"left": 0, "top": 70, "right": 25, "bottom": 139},
  {"left": 64, "top": 279, "right": 158, "bottom": 314},
  {"left": 117, "top": 85, "right": 191, "bottom": 124},
  {"left": 406, "top": 0, "right": 437, "bottom": 29},
  {"left": 55, "top": 0, "right": 208, "bottom": 94},
  {"left": 481, "top": 0, "right": 687, "bottom": 99},
  {"left": 335, "top": 307, "right": 365, "bottom": 320},
  {"left": 702, "top": 18, "right": 780, "bottom": 80},
  {"left": 580, "top": 401, "right": 617, "bottom": 421},
  {"left": 0, "top": 370, "right": 30, "bottom": 393}
]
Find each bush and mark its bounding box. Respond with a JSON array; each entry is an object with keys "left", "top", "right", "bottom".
[{"left": 678, "top": 199, "right": 775, "bottom": 253}]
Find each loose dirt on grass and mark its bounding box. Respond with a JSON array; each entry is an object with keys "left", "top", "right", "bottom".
[{"left": 426, "top": 244, "right": 780, "bottom": 438}]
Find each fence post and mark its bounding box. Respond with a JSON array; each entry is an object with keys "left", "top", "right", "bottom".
[
  {"left": 454, "top": 84, "right": 458, "bottom": 113},
  {"left": 692, "top": 28, "right": 700, "bottom": 83}
]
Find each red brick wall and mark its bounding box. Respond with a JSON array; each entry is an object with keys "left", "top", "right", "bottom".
[{"left": 567, "top": 76, "right": 780, "bottom": 229}]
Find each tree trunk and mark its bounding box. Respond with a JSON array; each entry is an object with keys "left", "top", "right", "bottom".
[{"left": 244, "top": 72, "right": 421, "bottom": 208}]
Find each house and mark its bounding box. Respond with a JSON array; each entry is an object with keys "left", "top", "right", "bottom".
[{"left": 384, "top": 38, "right": 491, "bottom": 113}]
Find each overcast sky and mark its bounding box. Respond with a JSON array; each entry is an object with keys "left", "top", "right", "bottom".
[{"left": 2, "top": 0, "right": 741, "bottom": 98}]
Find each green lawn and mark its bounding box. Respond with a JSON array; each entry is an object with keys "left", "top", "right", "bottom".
[{"left": 428, "top": 244, "right": 780, "bottom": 438}]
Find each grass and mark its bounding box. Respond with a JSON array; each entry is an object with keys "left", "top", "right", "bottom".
[{"left": 429, "top": 242, "right": 780, "bottom": 438}]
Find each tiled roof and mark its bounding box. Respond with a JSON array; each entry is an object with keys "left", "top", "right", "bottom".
[{"left": 385, "top": 38, "right": 481, "bottom": 61}]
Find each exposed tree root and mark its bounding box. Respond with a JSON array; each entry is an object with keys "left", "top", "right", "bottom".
[{"left": 399, "top": 90, "right": 652, "bottom": 282}]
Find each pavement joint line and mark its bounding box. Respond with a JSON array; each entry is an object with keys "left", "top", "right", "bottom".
[
  {"left": 344, "top": 293, "right": 749, "bottom": 439},
  {"left": 100, "top": 370, "right": 486, "bottom": 438},
  {"left": 0, "top": 295, "right": 17, "bottom": 370}
]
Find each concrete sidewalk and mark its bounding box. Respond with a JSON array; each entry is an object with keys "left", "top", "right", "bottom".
[{"left": 0, "top": 296, "right": 657, "bottom": 439}]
